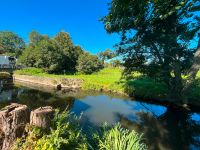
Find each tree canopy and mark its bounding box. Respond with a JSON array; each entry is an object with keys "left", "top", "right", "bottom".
[
  {"left": 102, "top": 0, "right": 200, "bottom": 101},
  {"left": 76, "top": 52, "right": 104, "bottom": 74},
  {"left": 98, "top": 49, "right": 116, "bottom": 63},
  {"left": 0, "top": 31, "right": 25, "bottom": 57},
  {"left": 19, "top": 31, "right": 86, "bottom": 74}
]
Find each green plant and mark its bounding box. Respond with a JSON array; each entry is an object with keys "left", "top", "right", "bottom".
[
  {"left": 76, "top": 52, "right": 104, "bottom": 74},
  {"left": 12, "top": 109, "right": 147, "bottom": 150},
  {"left": 13, "top": 110, "right": 88, "bottom": 150},
  {"left": 96, "top": 124, "right": 147, "bottom": 150}
]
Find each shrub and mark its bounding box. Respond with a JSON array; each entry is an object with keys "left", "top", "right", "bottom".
[
  {"left": 13, "top": 110, "right": 87, "bottom": 150},
  {"left": 76, "top": 52, "right": 104, "bottom": 74}
]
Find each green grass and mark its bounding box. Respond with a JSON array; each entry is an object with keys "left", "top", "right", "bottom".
[
  {"left": 14, "top": 68, "right": 125, "bottom": 93},
  {"left": 14, "top": 67, "right": 200, "bottom": 103},
  {"left": 14, "top": 68, "right": 169, "bottom": 98}
]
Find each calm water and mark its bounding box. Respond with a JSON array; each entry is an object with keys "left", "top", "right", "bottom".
[{"left": 0, "top": 80, "right": 200, "bottom": 150}]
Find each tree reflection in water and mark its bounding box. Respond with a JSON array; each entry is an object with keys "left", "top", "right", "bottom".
[
  {"left": 1, "top": 80, "right": 200, "bottom": 150},
  {"left": 118, "top": 108, "right": 200, "bottom": 150},
  {"left": 0, "top": 80, "right": 75, "bottom": 110}
]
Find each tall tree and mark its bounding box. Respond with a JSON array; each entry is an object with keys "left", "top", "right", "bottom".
[
  {"left": 29, "top": 30, "right": 48, "bottom": 46},
  {"left": 98, "top": 49, "right": 116, "bottom": 63},
  {"left": 0, "top": 31, "right": 25, "bottom": 57},
  {"left": 54, "top": 31, "right": 83, "bottom": 72},
  {"left": 102, "top": 0, "right": 200, "bottom": 101}
]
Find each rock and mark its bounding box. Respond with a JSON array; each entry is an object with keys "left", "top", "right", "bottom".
[
  {"left": 30, "top": 106, "right": 54, "bottom": 130},
  {"left": 0, "top": 103, "right": 30, "bottom": 150},
  {"left": 57, "top": 84, "right": 62, "bottom": 90}
]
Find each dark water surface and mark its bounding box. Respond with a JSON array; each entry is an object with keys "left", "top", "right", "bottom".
[{"left": 0, "top": 80, "right": 200, "bottom": 150}]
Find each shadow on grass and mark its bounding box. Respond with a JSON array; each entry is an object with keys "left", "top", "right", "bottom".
[
  {"left": 119, "top": 75, "right": 169, "bottom": 100},
  {"left": 185, "top": 78, "right": 200, "bottom": 106}
]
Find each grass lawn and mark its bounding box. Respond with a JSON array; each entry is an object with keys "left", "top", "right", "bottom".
[
  {"left": 14, "top": 68, "right": 125, "bottom": 93},
  {"left": 14, "top": 68, "right": 169, "bottom": 98},
  {"left": 14, "top": 67, "right": 200, "bottom": 104}
]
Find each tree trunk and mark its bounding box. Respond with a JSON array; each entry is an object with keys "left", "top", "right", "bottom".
[
  {"left": 0, "top": 103, "right": 30, "bottom": 150},
  {"left": 30, "top": 106, "right": 54, "bottom": 130},
  {"left": 187, "top": 34, "right": 200, "bottom": 80},
  {"left": 183, "top": 34, "right": 200, "bottom": 98},
  {"left": 171, "top": 59, "right": 183, "bottom": 102}
]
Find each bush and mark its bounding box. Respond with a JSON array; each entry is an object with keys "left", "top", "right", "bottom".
[
  {"left": 13, "top": 110, "right": 88, "bottom": 150},
  {"left": 76, "top": 52, "right": 104, "bottom": 74}
]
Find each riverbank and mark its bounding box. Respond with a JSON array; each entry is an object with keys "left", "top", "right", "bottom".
[
  {"left": 14, "top": 68, "right": 167, "bottom": 97},
  {"left": 14, "top": 68, "right": 200, "bottom": 107},
  {"left": 0, "top": 72, "right": 11, "bottom": 79}
]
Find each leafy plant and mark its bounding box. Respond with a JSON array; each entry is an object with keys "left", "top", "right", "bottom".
[
  {"left": 12, "top": 110, "right": 147, "bottom": 150},
  {"left": 96, "top": 124, "right": 147, "bottom": 150}
]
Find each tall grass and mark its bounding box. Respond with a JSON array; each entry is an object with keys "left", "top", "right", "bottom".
[{"left": 98, "top": 124, "right": 147, "bottom": 150}]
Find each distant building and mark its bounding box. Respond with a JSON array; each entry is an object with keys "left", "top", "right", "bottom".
[{"left": 0, "top": 56, "right": 16, "bottom": 69}]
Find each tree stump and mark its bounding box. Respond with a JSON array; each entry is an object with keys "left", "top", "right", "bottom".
[
  {"left": 0, "top": 103, "right": 30, "bottom": 150},
  {"left": 30, "top": 106, "right": 54, "bottom": 130}
]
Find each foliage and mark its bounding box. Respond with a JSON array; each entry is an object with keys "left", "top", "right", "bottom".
[
  {"left": 13, "top": 110, "right": 147, "bottom": 150},
  {"left": 96, "top": 124, "right": 147, "bottom": 150},
  {"left": 76, "top": 52, "right": 104, "bottom": 74},
  {"left": 19, "top": 31, "right": 83, "bottom": 73},
  {"left": 185, "top": 78, "right": 200, "bottom": 104},
  {"left": 13, "top": 110, "right": 88, "bottom": 150},
  {"left": 19, "top": 38, "right": 64, "bottom": 73},
  {"left": 54, "top": 31, "right": 83, "bottom": 73},
  {"left": 124, "top": 77, "right": 168, "bottom": 99},
  {"left": 102, "top": 0, "right": 200, "bottom": 100},
  {"left": 29, "top": 30, "right": 49, "bottom": 46},
  {"left": 0, "top": 31, "right": 25, "bottom": 57},
  {"left": 110, "top": 59, "right": 122, "bottom": 68},
  {"left": 98, "top": 49, "right": 116, "bottom": 63}
]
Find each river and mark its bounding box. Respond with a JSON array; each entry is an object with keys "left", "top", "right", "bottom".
[{"left": 0, "top": 79, "right": 200, "bottom": 150}]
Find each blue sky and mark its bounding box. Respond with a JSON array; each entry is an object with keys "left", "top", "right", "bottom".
[{"left": 0, "top": 0, "right": 120, "bottom": 54}]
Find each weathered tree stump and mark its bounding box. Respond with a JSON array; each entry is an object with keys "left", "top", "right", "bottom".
[
  {"left": 30, "top": 106, "right": 54, "bottom": 130},
  {"left": 0, "top": 103, "right": 30, "bottom": 150}
]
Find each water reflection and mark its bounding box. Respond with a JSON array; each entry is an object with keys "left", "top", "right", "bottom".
[
  {"left": 118, "top": 109, "right": 200, "bottom": 150},
  {"left": 0, "top": 80, "right": 200, "bottom": 150}
]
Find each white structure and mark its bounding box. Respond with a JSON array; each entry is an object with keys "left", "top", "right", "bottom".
[{"left": 0, "top": 56, "right": 12, "bottom": 69}]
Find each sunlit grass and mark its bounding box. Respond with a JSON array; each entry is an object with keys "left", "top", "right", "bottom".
[
  {"left": 14, "top": 68, "right": 125, "bottom": 93},
  {"left": 14, "top": 67, "right": 200, "bottom": 103}
]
